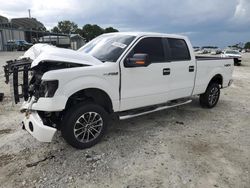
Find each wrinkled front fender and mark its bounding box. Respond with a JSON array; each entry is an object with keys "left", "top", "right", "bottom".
[{"left": 21, "top": 96, "right": 68, "bottom": 112}]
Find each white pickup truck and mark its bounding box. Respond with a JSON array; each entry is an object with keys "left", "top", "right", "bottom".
[{"left": 4, "top": 32, "right": 234, "bottom": 149}]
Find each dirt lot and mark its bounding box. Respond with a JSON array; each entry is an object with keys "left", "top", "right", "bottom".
[{"left": 0, "top": 51, "right": 250, "bottom": 188}]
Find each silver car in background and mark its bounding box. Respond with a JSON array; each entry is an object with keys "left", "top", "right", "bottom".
[{"left": 221, "top": 50, "right": 242, "bottom": 66}]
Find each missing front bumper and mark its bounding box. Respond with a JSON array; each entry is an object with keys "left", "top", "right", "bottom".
[{"left": 3, "top": 58, "right": 32, "bottom": 103}]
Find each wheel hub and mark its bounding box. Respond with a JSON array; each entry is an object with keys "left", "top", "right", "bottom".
[
  {"left": 73, "top": 112, "right": 103, "bottom": 143},
  {"left": 208, "top": 87, "right": 219, "bottom": 105}
]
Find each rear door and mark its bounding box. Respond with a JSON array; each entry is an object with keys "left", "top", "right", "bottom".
[
  {"left": 120, "top": 37, "right": 171, "bottom": 111},
  {"left": 163, "top": 38, "right": 196, "bottom": 100}
]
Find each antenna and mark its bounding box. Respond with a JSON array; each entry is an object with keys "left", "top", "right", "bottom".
[{"left": 28, "top": 9, "right": 31, "bottom": 18}]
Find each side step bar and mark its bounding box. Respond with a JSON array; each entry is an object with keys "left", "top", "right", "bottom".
[{"left": 119, "top": 99, "right": 192, "bottom": 120}]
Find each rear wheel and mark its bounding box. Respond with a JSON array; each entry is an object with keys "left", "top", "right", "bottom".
[
  {"left": 61, "top": 102, "right": 108, "bottom": 149},
  {"left": 199, "top": 83, "right": 220, "bottom": 108}
]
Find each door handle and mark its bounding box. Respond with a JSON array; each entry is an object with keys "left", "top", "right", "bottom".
[
  {"left": 189, "top": 66, "right": 194, "bottom": 72},
  {"left": 163, "top": 68, "right": 170, "bottom": 75}
]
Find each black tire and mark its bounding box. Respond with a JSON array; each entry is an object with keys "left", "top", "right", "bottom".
[
  {"left": 61, "top": 102, "right": 108, "bottom": 149},
  {"left": 199, "top": 83, "right": 220, "bottom": 108},
  {"left": 234, "top": 58, "right": 241, "bottom": 66}
]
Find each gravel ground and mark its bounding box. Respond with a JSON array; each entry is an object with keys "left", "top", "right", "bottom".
[{"left": 0, "top": 51, "right": 250, "bottom": 188}]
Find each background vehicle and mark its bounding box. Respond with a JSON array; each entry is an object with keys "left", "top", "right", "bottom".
[
  {"left": 211, "top": 48, "right": 222, "bottom": 55},
  {"left": 6, "top": 40, "right": 33, "bottom": 51},
  {"left": 4, "top": 32, "right": 234, "bottom": 149},
  {"left": 193, "top": 46, "right": 200, "bottom": 52},
  {"left": 197, "top": 49, "right": 209, "bottom": 54},
  {"left": 5, "top": 40, "right": 17, "bottom": 51},
  {"left": 221, "top": 50, "right": 242, "bottom": 66},
  {"left": 39, "top": 35, "right": 71, "bottom": 48},
  {"left": 16, "top": 40, "right": 33, "bottom": 51}
]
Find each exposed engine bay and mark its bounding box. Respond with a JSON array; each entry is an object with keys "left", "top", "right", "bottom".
[
  {"left": 4, "top": 58, "right": 84, "bottom": 104},
  {"left": 3, "top": 59, "right": 85, "bottom": 128},
  {"left": 3, "top": 43, "right": 101, "bottom": 130}
]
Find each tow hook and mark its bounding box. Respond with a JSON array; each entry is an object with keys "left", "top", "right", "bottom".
[
  {"left": 25, "top": 110, "right": 31, "bottom": 118},
  {"left": 20, "top": 109, "right": 31, "bottom": 118},
  {"left": 20, "top": 97, "right": 36, "bottom": 118}
]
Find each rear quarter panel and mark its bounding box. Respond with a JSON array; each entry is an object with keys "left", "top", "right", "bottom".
[{"left": 193, "top": 58, "right": 234, "bottom": 95}]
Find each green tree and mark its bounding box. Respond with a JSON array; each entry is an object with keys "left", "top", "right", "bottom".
[
  {"left": 75, "top": 28, "right": 83, "bottom": 35},
  {"left": 51, "top": 21, "right": 119, "bottom": 40},
  {"left": 52, "top": 20, "right": 78, "bottom": 34},
  {"left": 82, "top": 24, "right": 104, "bottom": 41},
  {"left": 51, "top": 26, "right": 60, "bottom": 33},
  {"left": 244, "top": 42, "right": 250, "bottom": 49},
  {"left": 104, "top": 27, "right": 119, "bottom": 33}
]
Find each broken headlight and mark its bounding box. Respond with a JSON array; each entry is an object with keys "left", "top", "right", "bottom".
[{"left": 39, "top": 80, "right": 58, "bottom": 98}]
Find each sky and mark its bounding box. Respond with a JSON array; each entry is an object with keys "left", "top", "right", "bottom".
[{"left": 0, "top": 0, "right": 250, "bottom": 48}]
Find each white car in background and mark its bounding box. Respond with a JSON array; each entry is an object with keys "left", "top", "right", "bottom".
[
  {"left": 211, "top": 48, "right": 222, "bottom": 55},
  {"left": 221, "top": 50, "right": 242, "bottom": 66}
]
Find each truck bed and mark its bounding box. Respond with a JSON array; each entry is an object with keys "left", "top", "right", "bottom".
[
  {"left": 195, "top": 56, "right": 232, "bottom": 60},
  {"left": 192, "top": 56, "right": 234, "bottom": 95}
]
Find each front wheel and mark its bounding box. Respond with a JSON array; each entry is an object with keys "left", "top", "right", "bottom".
[
  {"left": 199, "top": 83, "right": 220, "bottom": 108},
  {"left": 61, "top": 103, "right": 108, "bottom": 149}
]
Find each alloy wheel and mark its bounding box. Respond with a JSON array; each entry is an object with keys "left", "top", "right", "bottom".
[{"left": 73, "top": 112, "right": 103, "bottom": 143}]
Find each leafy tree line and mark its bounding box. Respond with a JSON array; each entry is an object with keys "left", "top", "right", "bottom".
[
  {"left": 245, "top": 42, "right": 250, "bottom": 49},
  {"left": 51, "top": 20, "right": 118, "bottom": 42},
  {"left": 229, "top": 42, "right": 250, "bottom": 49}
]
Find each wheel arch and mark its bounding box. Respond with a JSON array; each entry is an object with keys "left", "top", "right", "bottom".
[
  {"left": 208, "top": 74, "right": 223, "bottom": 88},
  {"left": 65, "top": 88, "right": 114, "bottom": 113}
]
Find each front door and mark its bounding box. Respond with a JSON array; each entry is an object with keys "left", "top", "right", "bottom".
[{"left": 120, "top": 37, "right": 171, "bottom": 111}]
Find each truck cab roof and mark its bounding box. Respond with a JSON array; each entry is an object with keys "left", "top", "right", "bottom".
[{"left": 102, "top": 32, "right": 187, "bottom": 40}]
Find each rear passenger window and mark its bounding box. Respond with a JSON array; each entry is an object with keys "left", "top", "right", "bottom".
[
  {"left": 168, "top": 38, "right": 190, "bottom": 61},
  {"left": 132, "top": 37, "right": 165, "bottom": 62}
]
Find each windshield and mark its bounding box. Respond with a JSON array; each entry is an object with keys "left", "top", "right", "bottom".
[{"left": 78, "top": 34, "right": 135, "bottom": 62}]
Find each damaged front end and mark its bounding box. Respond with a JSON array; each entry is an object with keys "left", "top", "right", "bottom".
[
  {"left": 3, "top": 43, "right": 100, "bottom": 142},
  {"left": 4, "top": 59, "right": 58, "bottom": 106},
  {"left": 3, "top": 58, "right": 58, "bottom": 142},
  {"left": 4, "top": 59, "right": 83, "bottom": 104},
  {"left": 4, "top": 57, "right": 85, "bottom": 142}
]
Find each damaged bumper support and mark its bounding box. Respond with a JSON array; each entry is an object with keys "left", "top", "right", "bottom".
[
  {"left": 4, "top": 58, "right": 31, "bottom": 103},
  {"left": 20, "top": 96, "right": 67, "bottom": 142},
  {"left": 22, "top": 111, "right": 57, "bottom": 142}
]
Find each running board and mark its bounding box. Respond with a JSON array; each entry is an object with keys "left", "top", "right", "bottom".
[{"left": 119, "top": 99, "right": 192, "bottom": 120}]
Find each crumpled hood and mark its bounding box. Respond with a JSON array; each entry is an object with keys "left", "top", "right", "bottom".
[{"left": 20, "top": 43, "right": 102, "bottom": 68}]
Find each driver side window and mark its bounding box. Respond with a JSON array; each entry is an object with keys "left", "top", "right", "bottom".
[{"left": 129, "top": 37, "right": 165, "bottom": 63}]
